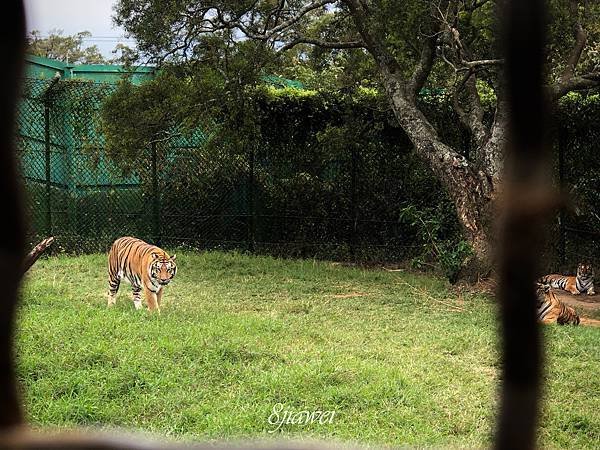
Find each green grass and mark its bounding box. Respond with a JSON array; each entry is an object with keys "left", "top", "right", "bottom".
[{"left": 16, "top": 251, "right": 600, "bottom": 448}]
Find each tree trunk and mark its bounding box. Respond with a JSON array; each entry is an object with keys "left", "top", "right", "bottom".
[
  {"left": 440, "top": 160, "right": 495, "bottom": 280},
  {"left": 453, "top": 190, "right": 495, "bottom": 280},
  {"left": 384, "top": 79, "right": 496, "bottom": 278},
  {"left": 343, "top": 0, "right": 500, "bottom": 279}
]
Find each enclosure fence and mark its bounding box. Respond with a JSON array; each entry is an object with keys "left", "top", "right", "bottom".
[{"left": 16, "top": 77, "right": 600, "bottom": 269}]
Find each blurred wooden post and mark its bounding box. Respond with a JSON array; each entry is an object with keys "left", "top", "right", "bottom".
[
  {"left": 0, "top": 0, "right": 26, "bottom": 430},
  {"left": 495, "top": 1, "right": 550, "bottom": 449}
]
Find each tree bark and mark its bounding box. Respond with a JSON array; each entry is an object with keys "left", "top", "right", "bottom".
[
  {"left": 382, "top": 78, "right": 495, "bottom": 277},
  {"left": 22, "top": 237, "right": 54, "bottom": 275}
]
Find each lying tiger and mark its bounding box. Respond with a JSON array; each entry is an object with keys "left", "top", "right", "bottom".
[
  {"left": 536, "top": 283, "right": 580, "bottom": 325},
  {"left": 107, "top": 237, "right": 177, "bottom": 312},
  {"left": 538, "top": 263, "right": 595, "bottom": 296}
]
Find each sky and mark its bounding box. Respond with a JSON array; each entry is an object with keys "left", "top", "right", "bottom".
[{"left": 24, "top": 0, "right": 135, "bottom": 58}]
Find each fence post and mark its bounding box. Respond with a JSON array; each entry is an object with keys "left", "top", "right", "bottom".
[
  {"left": 44, "top": 100, "right": 52, "bottom": 236},
  {"left": 151, "top": 142, "right": 162, "bottom": 246},
  {"left": 247, "top": 144, "right": 256, "bottom": 253},
  {"left": 557, "top": 128, "right": 566, "bottom": 267},
  {"left": 349, "top": 143, "right": 358, "bottom": 259},
  {"left": 41, "top": 74, "right": 60, "bottom": 237}
]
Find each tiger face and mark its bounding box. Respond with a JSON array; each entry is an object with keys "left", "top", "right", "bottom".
[
  {"left": 577, "top": 263, "right": 594, "bottom": 280},
  {"left": 535, "top": 282, "right": 550, "bottom": 304},
  {"left": 150, "top": 253, "right": 177, "bottom": 286}
]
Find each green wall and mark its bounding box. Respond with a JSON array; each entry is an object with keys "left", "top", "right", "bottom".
[{"left": 25, "top": 54, "right": 155, "bottom": 84}]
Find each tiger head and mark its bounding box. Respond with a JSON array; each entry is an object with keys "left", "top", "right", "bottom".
[
  {"left": 535, "top": 282, "right": 551, "bottom": 306},
  {"left": 577, "top": 263, "right": 594, "bottom": 280},
  {"left": 536, "top": 282, "right": 550, "bottom": 294},
  {"left": 150, "top": 253, "right": 177, "bottom": 286}
]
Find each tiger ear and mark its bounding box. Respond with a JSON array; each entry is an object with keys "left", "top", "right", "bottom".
[{"left": 170, "top": 254, "right": 176, "bottom": 261}]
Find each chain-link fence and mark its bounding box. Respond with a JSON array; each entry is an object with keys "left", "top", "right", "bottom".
[
  {"left": 555, "top": 107, "right": 600, "bottom": 271},
  {"left": 19, "top": 78, "right": 150, "bottom": 252},
  {"left": 17, "top": 77, "right": 429, "bottom": 260},
  {"left": 16, "top": 77, "right": 600, "bottom": 269}
]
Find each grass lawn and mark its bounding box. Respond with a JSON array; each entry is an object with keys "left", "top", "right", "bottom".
[{"left": 16, "top": 251, "right": 600, "bottom": 448}]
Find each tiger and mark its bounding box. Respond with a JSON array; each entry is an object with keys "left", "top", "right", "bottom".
[
  {"left": 536, "top": 283, "right": 580, "bottom": 325},
  {"left": 538, "top": 263, "right": 595, "bottom": 296},
  {"left": 107, "top": 237, "right": 177, "bottom": 312}
]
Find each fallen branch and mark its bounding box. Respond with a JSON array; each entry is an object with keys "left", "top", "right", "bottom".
[{"left": 22, "top": 237, "right": 54, "bottom": 275}]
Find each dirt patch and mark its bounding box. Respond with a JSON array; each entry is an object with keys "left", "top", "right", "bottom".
[
  {"left": 554, "top": 291, "right": 600, "bottom": 312},
  {"left": 553, "top": 291, "right": 600, "bottom": 324}
]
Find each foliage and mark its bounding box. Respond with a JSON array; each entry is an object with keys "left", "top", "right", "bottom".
[
  {"left": 100, "top": 77, "right": 468, "bottom": 272},
  {"left": 107, "top": 1, "right": 600, "bottom": 273},
  {"left": 26, "top": 29, "right": 142, "bottom": 66},
  {"left": 95, "top": 74, "right": 600, "bottom": 274},
  {"left": 27, "top": 29, "right": 107, "bottom": 64},
  {"left": 17, "top": 66, "right": 600, "bottom": 273},
  {"left": 399, "top": 205, "right": 472, "bottom": 283},
  {"left": 100, "top": 36, "right": 277, "bottom": 166},
  {"left": 100, "top": 71, "right": 190, "bottom": 171},
  {"left": 111, "top": 1, "right": 600, "bottom": 94},
  {"left": 547, "top": 0, "right": 600, "bottom": 80}
]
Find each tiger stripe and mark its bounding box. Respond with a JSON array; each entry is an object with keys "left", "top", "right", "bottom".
[
  {"left": 107, "top": 236, "right": 177, "bottom": 312},
  {"left": 535, "top": 284, "right": 580, "bottom": 325},
  {"left": 538, "top": 263, "right": 595, "bottom": 296}
]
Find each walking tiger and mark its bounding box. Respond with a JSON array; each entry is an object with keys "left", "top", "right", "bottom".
[{"left": 107, "top": 237, "right": 177, "bottom": 312}]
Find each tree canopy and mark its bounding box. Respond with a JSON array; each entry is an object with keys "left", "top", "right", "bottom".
[
  {"left": 107, "top": 0, "right": 600, "bottom": 275},
  {"left": 27, "top": 29, "right": 138, "bottom": 65},
  {"left": 27, "top": 29, "right": 107, "bottom": 64}
]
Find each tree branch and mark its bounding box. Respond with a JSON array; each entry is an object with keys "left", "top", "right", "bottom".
[
  {"left": 343, "top": 0, "right": 403, "bottom": 79},
  {"left": 435, "top": 1, "right": 503, "bottom": 73},
  {"left": 452, "top": 71, "right": 488, "bottom": 147},
  {"left": 279, "top": 37, "right": 365, "bottom": 52},
  {"left": 460, "top": 58, "right": 504, "bottom": 69},
  {"left": 22, "top": 237, "right": 54, "bottom": 275},
  {"left": 269, "top": 0, "right": 336, "bottom": 36},
  {"left": 224, "top": 0, "right": 336, "bottom": 41},
  {"left": 262, "top": 0, "right": 286, "bottom": 35},
  {"left": 406, "top": 32, "right": 439, "bottom": 100},
  {"left": 559, "top": 0, "right": 588, "bottom": 84},
  {"left": 547, "top": 1, "right": 600, "bottom": 101},
  {"left": 465, "top": 0, "right": 493, "bottom": 12},
  {"left": 548, "top": 71, "right": 600, "bottom": 101}
]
